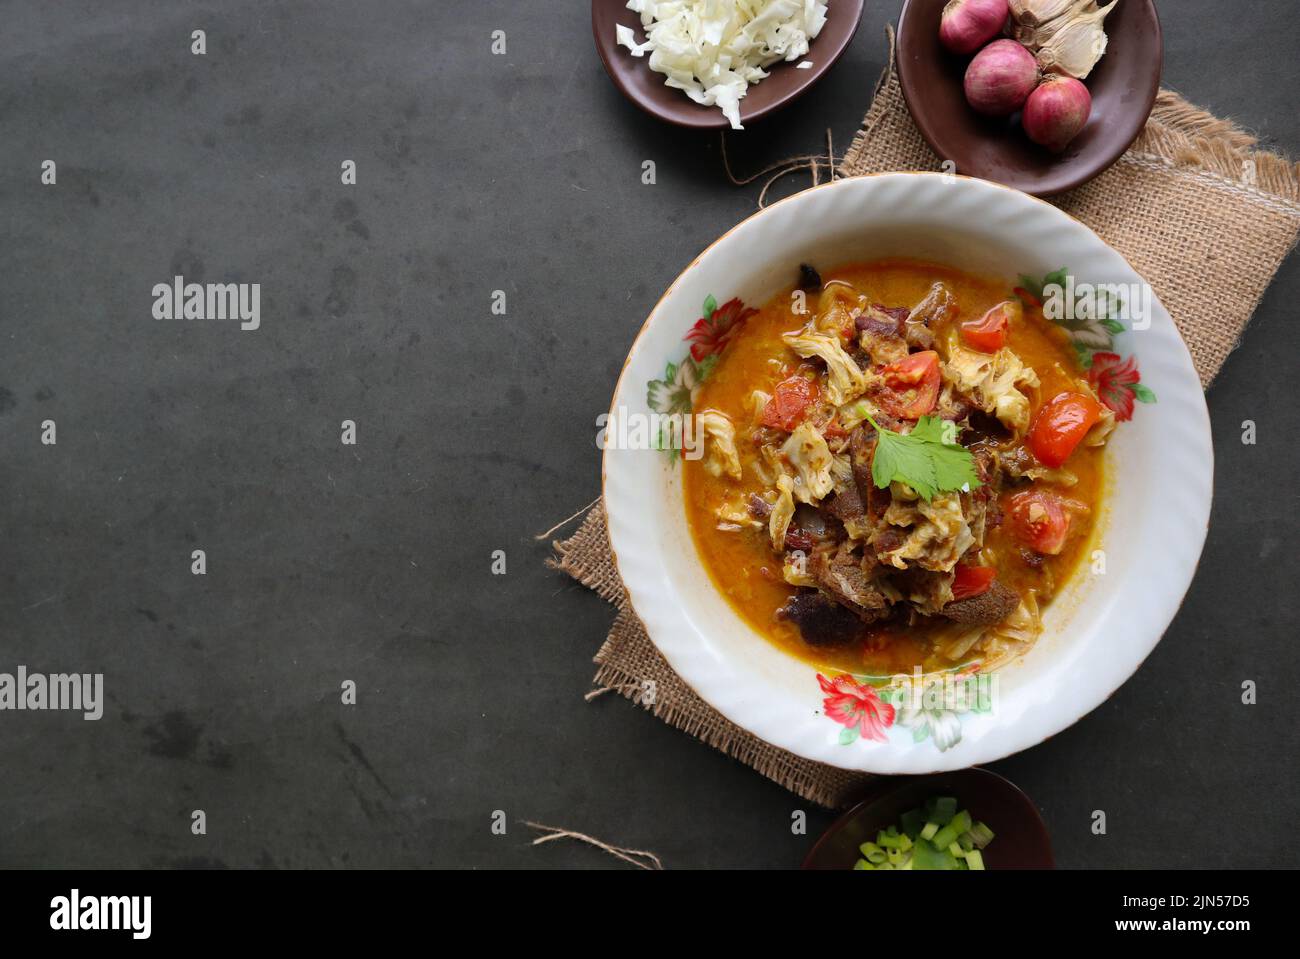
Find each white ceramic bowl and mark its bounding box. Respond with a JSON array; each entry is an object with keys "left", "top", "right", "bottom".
[{"left": 603, "top": 173, "right": 1212, "bottom": 774}]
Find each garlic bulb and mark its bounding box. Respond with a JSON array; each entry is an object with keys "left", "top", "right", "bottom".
[
  {"left": 1011, "top": 0, "right": 1118, "bottom": 80},
  {"left": 1009, "top": 0, "right": 1089, "bottom": 30}
]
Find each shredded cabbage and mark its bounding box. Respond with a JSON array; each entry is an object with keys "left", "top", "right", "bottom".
[
  {"left": 616, "top": 1, "right": 829, "bottom": 130},
  {"left": 941, "top": 333, "right": 1040, "bottom": 436},
  {"left": 698, "top": 410, "right": 743, "bottom": 480},
  {"left": 781, "top": 422, "right": 835, "bottom": 504},
  {"left": 768, "top": 474, "right": 796, "bottom": 551},
  {"left": 782, "top": 329, "right": 867, "bottom": 405}
]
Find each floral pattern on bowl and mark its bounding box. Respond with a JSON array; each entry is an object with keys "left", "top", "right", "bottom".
[
  {"left": 645, "top": 294, "right": 757, "bottom": 459},
  {"left": 1016, "top": 267, "right": 1158, "bottom": 420},
  {"left": 819, "top": 669, "right": 999, "bottom": 754}
]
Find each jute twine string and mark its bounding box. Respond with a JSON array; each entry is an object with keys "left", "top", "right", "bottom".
[
  {"left": 534, "top": 495, "right": 601, "bottom": 542},
  {"left": 524, "top": 821, "right": 664, "bottom": 870},
  {"left": 719, "top": 26, "right": 897, "bottom": 208},
  {"left": 546, "top": 34, "right": 1300, "bottom": 809},
  {"left": 721, "top": 127, "right": 839, "bottom": 207},
  {"left": 583, "top": 680, "right": 644, "bottom": 703}
]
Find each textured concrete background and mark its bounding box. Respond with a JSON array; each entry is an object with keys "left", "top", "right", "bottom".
[{"left": 0, "top": 0, "right": 1296, "bottom": 868}]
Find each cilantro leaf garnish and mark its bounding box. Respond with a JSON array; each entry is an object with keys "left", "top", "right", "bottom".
[{"left": 863, "top": 413, "right": 982, "bottom": 501}]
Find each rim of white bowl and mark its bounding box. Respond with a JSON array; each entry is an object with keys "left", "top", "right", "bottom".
[{"left": 602, "top": 172, "right": 1213, "bottom": 773}]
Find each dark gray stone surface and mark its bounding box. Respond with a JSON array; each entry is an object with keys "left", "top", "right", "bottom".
[{"left": 0, "top": 0, "right": 1296, "bottom": 868}]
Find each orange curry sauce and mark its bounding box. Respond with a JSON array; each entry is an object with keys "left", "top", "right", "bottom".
[{"left": 683, "top": 259, "right": 1104, "bottom": 677}]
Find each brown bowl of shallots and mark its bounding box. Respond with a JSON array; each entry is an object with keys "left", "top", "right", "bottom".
[{"left": 897, "top": 0, "right": 1163, "bottom": 197}]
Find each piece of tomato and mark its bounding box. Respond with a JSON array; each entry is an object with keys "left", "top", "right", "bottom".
[
  {"left": 951, "top": 564, "right": 997, "bottom": 601},
  {"left": 1005, "top": 491, "right": 1071, "bottom": 555},
  {"left": 1013, "top": 286, "right": 1041, "bottom": 309},
  {"left": 877, "top": 350, "right": 941, "bottom": 420},
  {"left": 1028, "top": 391, "right": 1104, "bottom": 468},
  {"left": 960, "top": 300, "right": 1019, "bottom": 353},
  {"left": 761, "top": 376, "right": 817, "bottom": 431}
]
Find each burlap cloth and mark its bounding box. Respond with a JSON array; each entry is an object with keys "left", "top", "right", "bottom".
[{"left": 551, "top": 51, "right": 1300, "bottom": 809}]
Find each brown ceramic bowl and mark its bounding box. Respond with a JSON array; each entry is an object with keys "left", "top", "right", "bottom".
[
  {"left": 802, "top": 768, "right": 1054, "bottom": 869},
  {"left": 896, "top": 0, "right": 1162, "bottom": 196},
  {"left": 592, "top": 0, "right": 864, "bottom": 129}
]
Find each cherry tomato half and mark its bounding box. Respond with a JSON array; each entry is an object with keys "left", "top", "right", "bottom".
[
  {"left": 1005, "top": 491, "right": 1071, "bottom": 555},
  {"left": 951, "top": 564, "right": 997, "bottom": 601},
  {"left": 761, "top": 376, "right": 817, "bottom": 431},
  {"left": 1028, "top": 391, "right": 1104, "bottom": 468},
  {"left": 878, "top": 350, "right": 941, "bottom": 420},
  {"left": 960, "top": 300, "right": 1020, "bottom": 353}
]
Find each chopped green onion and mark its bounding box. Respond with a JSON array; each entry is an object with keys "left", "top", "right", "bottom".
[
  {"left": 969, "top": 822, "right": 995, "bottom": 849},
  {"left": 910, "top": 838, "right": 956, "bottom": 871},
  {"left": 851, "top": 799, "right": 995, "bottom": 872},
  {"left": 931, "top": 810, "right": 972, "bottom": 851},
  {"left": 900, "top": 808, "right": 924, "bottom": 838},
  {"left": 877, "top": 832, "right": 908, "bottom": 851},
  {"left": 927, "top": 797, "right": 958, "bottom": 826}
]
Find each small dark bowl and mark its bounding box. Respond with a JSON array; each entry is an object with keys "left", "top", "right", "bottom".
[
  {"left": 897, "top": 0, "right": 1162, "bottom": 196},
  {"left": 592, "top": 0, "right": 865, "bottom": 130},
  {"left": 802, "top": 768, "right": 1054, "bottom": 870}
]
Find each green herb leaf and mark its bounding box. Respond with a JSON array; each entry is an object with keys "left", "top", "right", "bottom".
[
  {"left": 1017, "top": 274, "right": 1043, "bottom": 299},
  {"left": 864, "top": 414, "right": 982, "bottom": 502},
  {"left": 1131, "top": 382, "right": 1157, "bottom": 403},
  {"left": 1042, "top": 267, "right": 1069, "bottom": 293},
  {"left": 1096, "top": 290, "right": 1125, "bottom": 322}
]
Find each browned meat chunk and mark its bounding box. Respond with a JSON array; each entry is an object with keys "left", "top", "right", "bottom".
[
  {"left": 785, "top": 529, "right": 815, "bottom": 552},
  {"left": 871, "top": 526, "right": 905, "bottom": 557},
  {"left": 938, "top": 395, "right": 973, "bottom": 422},
  {"left": 747, "top": 493, "right": 772, "bottom": 520},
  {"left": 964, "top": 410, "right": 1010, "bottom": 443},
  {"left": 823, "top": 485, "right": 874, "bottom": 540},
  {"left": 823, "top": 486, "right": 862, "bottom": 523},
  {"left": 798, "top": 263, "right": 822, "bottom": 292},
  {"left": 972, "top": 446, "right": 998, "bottom": 485},
  {"left": 855, "top": 304, "right": 908, "bottom": 337},
  {"left": 904, "top": 282, "right": 957, "bottom": 349},
  {"left": 849, "top": 426, "right": 886, "bottom": 518},
  {"left": 785, "top": 504, "right": 835, "bottom": 553},
  {"left": 891, "top": 567, "right": 956, "bottom": 615},
  {"left": 777, "top": 591, "right": 863, "bottom": 647},
  {"left": 854, "top": 305, "right": 910, "bottom": 366},
  {"left": 941, "top": 581, "right": 1020, "bottom": 625},
  {"left": 810, "top": 548, "right": 891, "bottom": 623}
]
